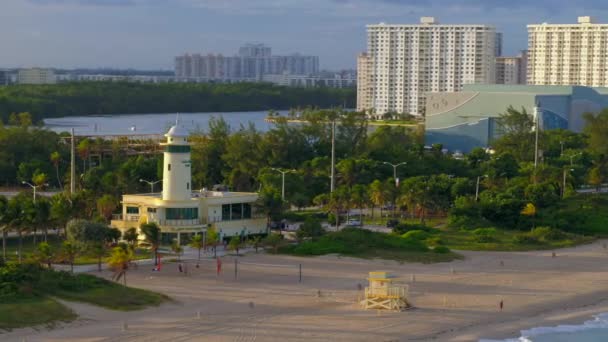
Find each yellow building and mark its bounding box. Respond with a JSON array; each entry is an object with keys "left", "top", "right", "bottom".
[{"left": 110, "top": 120, "right": 267, "bottom": 244}]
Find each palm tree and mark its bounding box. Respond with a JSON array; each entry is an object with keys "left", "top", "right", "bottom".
[
  {"left": 60, "top": 240, "right": 80, "bottom": 273},
  {"left": 189, "top": 234, "right": 204, "bottom": 266},
  {"left": 369, "top": 180, "right": 386, "bottom": 219},
  {"left": 171, "top": 239, "right": 183, "bottom": 261},
  {"left": 108, "top": 246, "right": 132, "bottom": 286},
  {"left": 123, "top": 227, "right": 139, "bottom": 250},
  {"left": 0, "top": 195, "right": 8, "bottom": 261},
  {"left": 351, "top": 184, "right": 367, "bottom": 226},
  {"left": 50, "top": 151, "right": 63, "bottom": 190},
  {"left": 77, "top": 139, "right": 91, "bottom": 172},
  {"left": 96, "top": 194, "right": 117, "bottom": 222},
  {"left": 207, "top": 226, "right": 219, "bottom": 258},
  {"left": 140, "top": 222, "right": 161, "bottom": 265}
]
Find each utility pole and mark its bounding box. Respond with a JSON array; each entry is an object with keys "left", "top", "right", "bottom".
[
  {"left": 330, "top": 119, "right": 336, "bottom": 193},
  {"left": 534, "top": 104, "right": 540, "bottom": 170},
  {"left": 70, "top": 128, "right": 76, "bottom": 194}
]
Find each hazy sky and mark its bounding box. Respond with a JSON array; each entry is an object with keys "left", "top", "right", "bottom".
[{"left": 2, "top": 0, "right": 608, "bottom": 70}]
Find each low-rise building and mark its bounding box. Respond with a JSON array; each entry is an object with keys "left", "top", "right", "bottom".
[
  {"left": 18, "top": 68, "right": 56, "bottom": 84},
  {"left": 425, "top": 84, "right": 608, "bottom": 152},
  {"left": 110, "top": 121, "right": 267, "bottom": 244}
]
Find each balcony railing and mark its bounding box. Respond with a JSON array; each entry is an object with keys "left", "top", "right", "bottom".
[{"left": 152, "top": 218, "right": 206, "bottom": 227}]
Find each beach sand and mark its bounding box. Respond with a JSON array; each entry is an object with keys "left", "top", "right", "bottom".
[{"left": 5, "top": 240, "right": 608, "bottom": 341}]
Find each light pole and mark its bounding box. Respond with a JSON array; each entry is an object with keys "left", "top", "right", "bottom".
[
  {"left": 271, "top": 168, "right": 296, "bottom": 200},
  {"left": 22, "top": 181, "right": 48, "bottom": 203},
  {"left": 569, "top": 152, "right": 582, "bottom": 167},
  {"left": 475, "top": 175, "right": 488, "bottom": 201},
  {"left": 139, "top": 179, "right": 162, "bottom": 193},
  {"left": 562, "top": 168, "right": 575, "bottom": 198},
  {"left": 383, "top": 162, "right": 407, "bottom": 187},
  {"left": 533, "top": 103, "right": 541, "bottom": 172}
]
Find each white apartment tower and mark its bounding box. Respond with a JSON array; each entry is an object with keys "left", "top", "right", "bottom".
[
  {"left": 496, "top": 51, "right": 528, "bottom": 85},
  {"left": 360, "top": 17, "right": 496, "bottom": 116},
  {"left": 528, "top": 16, "right": 608, "bottom": 86}
]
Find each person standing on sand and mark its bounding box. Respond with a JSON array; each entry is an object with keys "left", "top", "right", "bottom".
[{"left": 499, "top": 300, "right": 504, "bottom": 311}]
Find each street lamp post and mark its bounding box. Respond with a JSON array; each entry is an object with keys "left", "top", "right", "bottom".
[
  {"left": 562, "top": 168, "right": 575, "bottom": 198},
  {"left": 22, "top": 181, "right": 48, "bottom": 203},
  {"left": 383, "top": 162, "right": 407, "bottom": 187},
  {"left": 475, "top": 175, "right": 488, "bottom": 201},
  {"left": 271, "top": 168, "right": 296, "bottom": 200},
  {"left": 139, "top": 179, "right": 162, "bottom": 193},
  {"left": 569, "top": 152, "right": 582, "bottom": 167},
  {"left": 383, "top": 162, "right": 407, "bottom": 219}
]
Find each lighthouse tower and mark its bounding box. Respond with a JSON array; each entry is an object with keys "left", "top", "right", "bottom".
[{"left": 161, "top": 120, "right": 192, "bottom": 201}]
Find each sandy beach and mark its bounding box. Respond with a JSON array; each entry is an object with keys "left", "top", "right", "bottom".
[{"left": 5, "top": 240, "right": 608, "bottom": 342}]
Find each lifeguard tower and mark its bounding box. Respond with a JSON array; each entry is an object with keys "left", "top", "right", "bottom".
[{"left": 361, "top": 271, "right": 410, "bottom": 311}]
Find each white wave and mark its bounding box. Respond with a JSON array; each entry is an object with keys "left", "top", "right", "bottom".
[{"left": 479, "top": 312, "right": 608, "bottom": 341}]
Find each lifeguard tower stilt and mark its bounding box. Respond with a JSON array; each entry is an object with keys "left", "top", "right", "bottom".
[{"left": 361, "top": 271, "right": 410, "bottom": 311}]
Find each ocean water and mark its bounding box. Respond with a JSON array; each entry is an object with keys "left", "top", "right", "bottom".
[{"left": 481, "top": 313, "right": 608, "bottom": 342}]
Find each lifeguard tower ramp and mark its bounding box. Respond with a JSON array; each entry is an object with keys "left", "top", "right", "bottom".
[{"left": 362, "top": 271, "right": 410, "bottom": 311}]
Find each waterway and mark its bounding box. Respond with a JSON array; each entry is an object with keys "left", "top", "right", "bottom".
[{"left": 43, "top": 110, "right": 282, "bottom": 136}]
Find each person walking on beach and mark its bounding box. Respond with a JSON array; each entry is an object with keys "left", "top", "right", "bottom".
[{"left": 499, "top": 300, "right": 504, "bottom": 311}]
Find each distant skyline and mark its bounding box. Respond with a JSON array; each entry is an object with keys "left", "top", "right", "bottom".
[{"left": 2, "top": 0, "right": 608, "bottom": 70}]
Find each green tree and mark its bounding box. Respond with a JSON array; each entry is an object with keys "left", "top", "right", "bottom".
[
  {"left": 123, "top": 227, "right": 139, "bottom": 249},
  {"left": 207, "top": 226, "right": 219, "bottom": 257},
  {"left": 60, "top": 240, "right": 80, "bottom": 273},
  {"left": 228, "top": 236, "right": 242, "bottom": 256},
  {"left": 50, "top": 151, "right": 63, "bottom": 189},
  {"left": 96, "top": 194, "right": 117, "bottom": 222},
  {"left": 189, "top": 234, "right": 204, "bottom": 265},
  {"left": 35, "top": 242, "right": 54, "bottom": 269},
  {"left": 108, "top": 246, "right": 132, "bottom": 286},
  {"left": 263, "top": 233, "right": 284, "bottom": 253}
]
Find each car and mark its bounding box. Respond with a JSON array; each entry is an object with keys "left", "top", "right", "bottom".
[
  {"left": 386, "top": 219, "right": 399, "bottom": 228},
  {"left": 346, "top": 219, "right": 361, "bottom": 226}
]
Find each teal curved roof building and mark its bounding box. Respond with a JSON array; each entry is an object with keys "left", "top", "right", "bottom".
[{"left": 425, "top": 84, "right": 608, "bottom": 152}]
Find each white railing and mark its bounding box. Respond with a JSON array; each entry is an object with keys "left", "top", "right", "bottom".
[
  {"left": 112, "top": 214, "right": 123, "bottom": 220},
  {"left": 365, "top": 286, "right": 407, "bottom": 299},
  {"left": 153, "top": 218, "right": 206, "bottom": 227}
]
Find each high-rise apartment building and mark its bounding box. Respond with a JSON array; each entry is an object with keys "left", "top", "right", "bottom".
[
  {"left": 495, "top": 32, "right": 503, "bottom": 57},
  {"left": 359, "top": 17, "right": 497, "bottom": 116},
  {"left": 18, "top": 68, "right": 56, "bottom": 84},
  {"left": 357, "top": 53, "right": 372, "bottom": 111},
  {"left": 496, "top": 51, "right": 528, "bottom": 85},
  {"left": 0, "top": 70, "right": 7, "bottom": 86},
  {"left": 528, "top": 16, "right": 608, "bottom": 86},
  {"left": 175, "top": 44, "right": 319, "bottom": 81}
]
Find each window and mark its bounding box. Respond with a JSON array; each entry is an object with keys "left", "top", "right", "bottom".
[
  {"left": 168, "top": 164, "right": 171, "bottom": 171},
  {"left": 231, "top": 203, "right": 242, "bottom": 220},
  {"left": 243, "top": 203, "right": 252, "bottom": 219},
  {"left": 147, "top": 208, "right": 157, "bottom": 213},
  {"left": 222, "top": 204, "right": 231, "bottom": 221},
  {"left": 166, "top": 207, "right": 198, "bottom": 220},
  {"left": 126, "top": 206, "right": 139, "bottom": 214},
  {"left": 165, "top": 145, "right": 191, "bottom": 153}
]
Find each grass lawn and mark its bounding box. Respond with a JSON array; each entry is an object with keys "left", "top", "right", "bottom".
[
  {"left": 0, "top": 296, "right": 76, "bottom": 331},
  {"left": 439, "top": 227, "right": 595, "bottom": 252},
  {"left": 51, "top": 280, "right": 169, "bottom": 311}
]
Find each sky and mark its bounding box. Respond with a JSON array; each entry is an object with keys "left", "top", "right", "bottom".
[{"left": 2, "top": 0, "right": 608, "bottom": 70}]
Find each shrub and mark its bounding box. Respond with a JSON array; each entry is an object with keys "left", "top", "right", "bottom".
[
  {"left": 529, "top": 226, "right": 567, "bottom": 241},
  {"left": 296, "top": 218, "right": 325, "bottom": 241},
  {"left": 472, "top": 228, "right": 498, "bottom": 243},
  {"left": 433, "top": 246, "right": 451, "bottom": 254},
  {"left": 393, "top": 223, "right": 432, "bottom": 235},
  {"left": 513, "top": 233, "right": 540, "bottom": 245},
  {"left": 425, "top": 236, "right": 443, "bottom": 247},
  {"left": 401, "top": 230, "right": 429, "bottom": 240}
]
